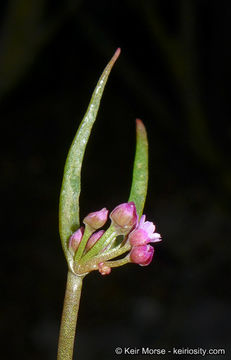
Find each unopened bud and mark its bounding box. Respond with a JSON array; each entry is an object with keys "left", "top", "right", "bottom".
[
  {"left": 129, "top": 245, "right": 154, "bottom": 266},
  {"left": 83, "top": 208, "right": 108, "bottom": 229},
  {"left": 69, "top": 227, "right": 84, "bottom": 254},
  {"left": 85, "top": 230, "right": 105, "bottom": 251},
  {"left": 110, "top": 202, "right": 138, "bottom": 234},
  {"left": 98, "top": 262, "right": 111, "bottom": 275}
]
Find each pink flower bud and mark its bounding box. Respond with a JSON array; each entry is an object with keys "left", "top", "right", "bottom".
[
  {"left": 129, "top": 245, "right": 154, "bottom": 266},
  {"left": 69, "top": 227, "right": 84, "bottom": 253},
  {"left": 128, "top": 215, "right": 161, "bottom": 246},
  {"left": 98, "top": 262, "right": 111, "bottom": 275},
  {"left": 110, "top": 202, "right": 138, "bottom": 234},
  {"left": 83, "top": 208, "right": 108, "bottom": 229},
  {"left": 85, "top": 230, "right": 105, "bottom": 251}
]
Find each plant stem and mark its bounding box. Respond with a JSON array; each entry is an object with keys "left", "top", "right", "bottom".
[
  {"left": 80, "top": 225, "right": 117, "bottom": 263},
  {"left": 77, "top": 243, "right": 131, "bottom": 274},
  {"left": 57, "top": 271, "right": 84, "bottom": 360},
  {"left": 105, "top": 255, "right": 130, "bottom": 268},
  {"left": 74, "top": 225, "right": 93, "bottom": 263}
]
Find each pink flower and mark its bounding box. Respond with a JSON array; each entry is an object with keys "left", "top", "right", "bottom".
[
  {"left": 69, "top": 227, "right": 84, "bottom": 253},
  {"left": 85, "top": 230, "right": 105, "bottom": 251},
  {"left": 128, "top": 215, "right": 161, "bottom": 246},
  {"left": 83, "top": 208, "right": 108, "bottom": 229},
  {"left": 110, "top": 202, "right": 138, "bottom": 234},
  {"left": 129, "top": 245, "right": 154, "bottom": 266}
]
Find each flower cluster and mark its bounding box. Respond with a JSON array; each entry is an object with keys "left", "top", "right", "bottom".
[{"left": 69, "top": 202, "right": 161, "bottom": 274}]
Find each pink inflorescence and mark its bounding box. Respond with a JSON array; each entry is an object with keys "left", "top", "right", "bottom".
[{"left": 68, "top": 202, "right": 161, "bottom": 272}]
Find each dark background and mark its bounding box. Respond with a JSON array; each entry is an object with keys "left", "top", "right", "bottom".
[{"left": 1, "top": 1, "right": 231, "bottom": 359}]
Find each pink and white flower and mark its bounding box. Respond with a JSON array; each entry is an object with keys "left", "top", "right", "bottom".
[{"left": 128, "top": 215, "right": 161, "bottom": 246}]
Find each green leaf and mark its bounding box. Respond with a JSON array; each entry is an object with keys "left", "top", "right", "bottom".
[
  {"left": 59, "top": 49, "right": 121, "bottom": 262},
  {"left": 128, "top": 119, "right": 148, "bottom": 217}
]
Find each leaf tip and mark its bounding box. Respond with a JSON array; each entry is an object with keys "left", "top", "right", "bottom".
[
  {"left": 114, "top": 47, "right": 121, "bottom": 59},
  {"left": 136, "top": 118, "right": 143, "bottom": 127},
  {"left": 109, "top": 48, "right": 121, "bottom": 67},
  {"left": 136, "top": 118, "right": 147, "bottom": 138}
]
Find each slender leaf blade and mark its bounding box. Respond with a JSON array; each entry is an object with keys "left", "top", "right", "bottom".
[
  {"left": 59, "top": 49, "right": 120, "bottom": 261},
  {"left": 128, "top": 119, "right": 148, "bottom": 217}
]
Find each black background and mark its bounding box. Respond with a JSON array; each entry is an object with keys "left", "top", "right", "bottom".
[{"left": 1, "top": 1, "right": 231, "bottom": 359}]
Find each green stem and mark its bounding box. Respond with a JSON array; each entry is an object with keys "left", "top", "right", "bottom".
[
  {"left": 57, "top": 271, "right": 84, "bottom": 360},
  {"left": 80, "top": 225, "right": 117, "bottom": 264},
  {"left": 95, "top": 242, "right": 130, "bottom": 263},
  {"left": 105, "top": 254, "right": 130, "bottom": 268},
  {"left": 77, "top": 243, "right": 131, "bottom": 274}
]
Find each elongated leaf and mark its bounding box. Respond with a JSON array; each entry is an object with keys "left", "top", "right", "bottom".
[
  {"left": 128, "top": 119, "right": 148, "bottom": 217},
  {"left": 59, "top": 49, "right": 121, "bottom": 262}
]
